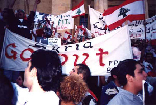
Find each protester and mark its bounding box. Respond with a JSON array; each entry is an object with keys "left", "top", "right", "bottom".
[
  {"left": 0, "top": 74, "right": 14, "bottom": 105},
  {"left": 6, "top": 0, "right": 40, "bottom": 39},
  {"left": 70, "top": 64, "right": 98, "bottom": 105},
  {"left": 16, "top": 71, "right": 25, "bottom": 87},
  {"left": 59, "top": 75, "right": 88, "bottom": 105},
  {"left": 100, "top": 67, "right": 121, "bottom": 105},
  {"left": 108, "top": 59, "right": 147, "bottom": 105},
  {"left": 12, "top": 49, "right": 62, "bottom": 105},
  {"left": 0, "top": 8, "right": 8, "bottom": 56},
  {"left": 143, "top": 53, "right": 154, "bottom": 73}
]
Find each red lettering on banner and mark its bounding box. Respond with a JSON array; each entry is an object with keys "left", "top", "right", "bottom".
[
  {"left": 82, "top": 53, "right": 89, "bottom": 65},
  {"left": 5, "top": 43, "right": 17, "bottom": 60},
  {"left": 130, "top": 34, "right": 133, "bottom": 37},
  {"left": 60, "top": 54, "right": 68, "bottom": 65},
  {"left": 20, "top": 48, "right": 34, "bottom": 61},
  {"left": 5, "top": 43, "right": 34, "bottom": 61},
  {"left": 73, "top": 54, "right": 79, "bottom": 66},
  {"left": 96, "top": 48, "right": 108, "bottom": 66}
]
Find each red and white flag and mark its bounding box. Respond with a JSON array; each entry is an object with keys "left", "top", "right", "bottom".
[
  {"left": 103, "top": 0, "right": 145, "bottom": 30},
  {"left": 63, "top": 31, "right": 72, "bottom": 40},
  {"left": 72, "top": 0, "right": 85, "bottom": 18}
]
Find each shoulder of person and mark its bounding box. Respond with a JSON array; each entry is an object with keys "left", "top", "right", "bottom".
[{"left": 82, "top": 92, "right": 97, "bottom": 105}]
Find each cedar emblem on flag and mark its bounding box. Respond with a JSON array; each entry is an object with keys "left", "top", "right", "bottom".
[
  {"left": 72, "top": 0, "right": 85, "bottom": 18},
  {"left": 103, "top": 0, "right": 145, "bottom": 30},
  {"left": 118, "top": 8, "right": 130, "bottom": 18}
]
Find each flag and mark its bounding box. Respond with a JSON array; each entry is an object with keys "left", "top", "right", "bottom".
[
  {"left": 103, "top": 0, "right": 145, "bottom": 30},
  {"left": 89, "top": 6, "right": 109, "bottom": 37},
  {"left": 72, "top": 0, "right": 85, "bottom": 18},
  {"left": 63, "top": 31, "right": 72, "bottom": 40}
]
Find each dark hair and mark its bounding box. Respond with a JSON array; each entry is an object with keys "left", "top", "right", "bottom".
[
  {"left": 30, "top": 49, "right": 62, "bottom": 92},
  {"left": 17, "top": 9, "right": 25, "bottom": 14},
  {"left": 76, "top": 64, "right": 91, "bottom": 82},
  {"left": 110, "top": 67, "right": 119, "bottom": 81},
  {"left": 19, "top": 71, "right": 24, "bottom": 81},
  {"left": 117, "top": 59, "right": 139, "bottom": 86},
  {"left": 0, "top": 74, "right": 14, "bottom": 105}
]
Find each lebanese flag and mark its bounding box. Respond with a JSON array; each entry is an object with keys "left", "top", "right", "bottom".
[
  {"left": 63, "top": 31, "right": 72, "bottom": 40},
  {"left": 103, "top": 0, "right": 145, "bottom": 30},
  {"left": 72, "top": 0, "right": 85, "bottom": 18}
]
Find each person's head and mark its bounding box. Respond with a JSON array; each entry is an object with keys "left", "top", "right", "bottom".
[
  {"left": 60, "top": 75, "right": 88, "bottom": 104},
  {"left": 16, "top": 9, "right": 25, "bottom": 19},
  {"left": 58, "top": 33, "right": 62, "bottom": 38},
  {"left": 145, "top": 53, "right": 153, "bottom": 63},
  {"left": 110, "top": 67, "right": 119, "bottom": 81},
  {"left": 1, "top": 8, "right": 9, "bottom": 20},
  {"left": 117, "top": 59, "right": 147, "bottom": 91},
  {"left": 23, "top": 49, "right": 62, "bottom": 92},
  {"left": 70, "top": 64, "right": 91, "bottom": 82},
  {"left": 16, "top": 71, "right": 24, "bottom": 87},
  {"left": 0, "top": 74, "right": 14, "bottom": 105}
]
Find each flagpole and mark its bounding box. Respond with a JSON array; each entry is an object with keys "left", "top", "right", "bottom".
[{"left": 143, "top": 0, "right": 147, "bottom": 44}]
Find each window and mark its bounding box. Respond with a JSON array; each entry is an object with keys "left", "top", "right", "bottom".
[{"left": 80, "top": 14, "right": 88, "bottom": 28}]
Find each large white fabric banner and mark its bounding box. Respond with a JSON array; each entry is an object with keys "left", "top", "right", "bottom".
[
  {"left": 0, "top": 26, "right": 132, "bottom": 76},
  {"left": 0, "top": 29, "right": 38, "bottom": 71}
]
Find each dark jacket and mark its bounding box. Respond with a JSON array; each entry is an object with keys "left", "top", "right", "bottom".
[
  {"left": 100, "top": 81, "right": 119, "bottom": 105},
  {"left": 7, "top": 9, "right": 35, "bottom": 39}
]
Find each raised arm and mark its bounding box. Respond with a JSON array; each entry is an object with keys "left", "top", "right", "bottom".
[
  {"left": 8, "top": 0, "right": 16, "bottom": 9},
  {"left": 33, "top": 0, "right": 41, "bottom": 12},
  {"left": 74, "top": 28, "right": 79, "bottom": 43}
]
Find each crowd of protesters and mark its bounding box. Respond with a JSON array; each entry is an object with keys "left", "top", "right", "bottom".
[
  {"left": 0, "top": 0, "right": 156, "bottom": 105},
  {"left": 0, "top": 48, "right": 156, "bottom": 105}
]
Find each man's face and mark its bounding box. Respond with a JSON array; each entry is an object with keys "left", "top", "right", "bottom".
[
  {"left": 16, "top": 76, "right": 23, "bottom": 87},
  {"left": 17, "top": 11, "right": 24, "bottom": 19},
  {"left": 70, "top": 66, "right": 79, "bottom": 76},
  {"left": 23, "top": 61, "right": 33, "bottom": 88},
  {"left": 132, "top": 64, "right": 147, "bottom": 90}
]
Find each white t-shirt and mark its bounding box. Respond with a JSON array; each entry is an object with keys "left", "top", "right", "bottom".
[{"left": 12, "top": 83, "right": 59, "bottom": 105}]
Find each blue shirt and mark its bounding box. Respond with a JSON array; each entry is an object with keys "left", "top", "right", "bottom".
[{"left": 107, "top": 89, "right": 143, "bottom": 105}]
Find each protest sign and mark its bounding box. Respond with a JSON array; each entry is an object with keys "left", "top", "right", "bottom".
[{"left": 0, "top": 26, "right": 132, "bottom": 75}]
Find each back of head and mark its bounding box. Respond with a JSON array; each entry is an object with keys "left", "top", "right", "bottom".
[
  {"left": 76, "top": 64, "right": 91, "bottom": 82},
  {"left": 110, "top": 67, "right": 119, "bottom": 81},
  {"left": 60, "top": 75, "right": 88, "bottom": 104},
  {"left": 0, "top": 74, "right": 14, "bottom": 105},
  {"left": 30, "top": 49, "right": 62, "bottom": 92},
  {"left": 117, "top": 59, "right": 138, "bottom": 86}
]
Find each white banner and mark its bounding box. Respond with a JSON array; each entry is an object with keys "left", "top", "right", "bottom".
[
  {"left": 34, "top": 11, "right": 74, "bottom": 30},
  {"left": 0, "top": 26, "right": 132, "bottom": 76},
  {"left": 89, "top": 7, "right": 109, "bottom": 37},
  {"left": 0, "top": 29, "right": 38, "bottom": 71},
  {"left": 128, "top": 15, "right": 156, "bottom": 40},
  {"left": 48, "top": 38, "right": 61, "bottom": 46},
  {"left": 55, "top": 11, "right": 74, "bottom": 30}
]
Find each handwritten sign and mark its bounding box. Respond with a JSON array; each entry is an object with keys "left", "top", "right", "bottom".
[{"left": 48, "top": 38, "right": 61, "bottom": 46}]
